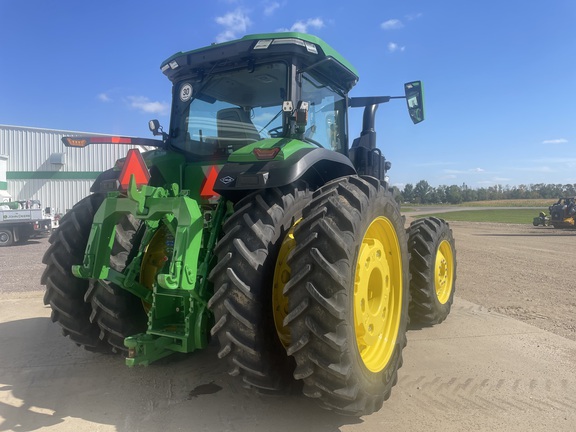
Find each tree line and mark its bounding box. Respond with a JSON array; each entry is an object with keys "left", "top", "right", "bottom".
[{"left": 394, "top": 181, "right": 576, "bottom": 204}]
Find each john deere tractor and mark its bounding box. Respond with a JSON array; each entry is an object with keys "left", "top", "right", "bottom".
[{"left": 41, "top": 32, "right": 456, "bottom": 415}]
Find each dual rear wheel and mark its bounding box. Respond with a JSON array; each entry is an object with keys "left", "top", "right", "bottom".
[
  {"left": 41, "top": 193, "right": 147, "bottom": 354},
  {"left": 213, "top": 176, "right": 456, "bottom": 415},
  {"left": 212, "top": 176, "right": 434, "bottom": 415},
  {"left": 407, "top": 217, "right": 456, "bottom": 325},
  {"left": 281, "top": 176, "right": 409, "bottom": 415}
]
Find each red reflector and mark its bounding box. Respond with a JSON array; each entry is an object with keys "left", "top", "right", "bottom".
[
  {"left": 118, "top": 149, "right": 150, "bottom": 190},
  {"left": 200, "top": 166, "right": 220, "bottom": 198},
  {"left": 90, "top": 136, "right": 132, "bottom": 144},
  {"left": 253, "top": 148, "right": 280, "bottom": 160}
]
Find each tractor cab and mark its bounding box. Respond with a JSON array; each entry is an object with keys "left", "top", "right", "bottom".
[
  {"left": 156, "top": 33, "right": 423, "bottom": 184},
  {"left": 159, "top": 33, "right": 358, "bottom": 160}
]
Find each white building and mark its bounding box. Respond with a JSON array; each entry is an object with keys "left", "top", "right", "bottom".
[{"left": 0, "top": 124, "right": 148, "bottom": 214}]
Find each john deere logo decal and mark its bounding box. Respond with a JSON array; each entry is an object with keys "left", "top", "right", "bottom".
[{"left": 220, "top": 176, "right": 234, "bottom": 185}]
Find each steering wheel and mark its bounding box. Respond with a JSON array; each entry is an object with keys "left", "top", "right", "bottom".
[
  {"left": 304, "top": 137, "right": 323, "bottom": 148},
  {"left": 267, "top": 126, "right": 323, "bottom": 148},
  {"left": 268, "top": 126, "right": 284, "bottom": 138}
]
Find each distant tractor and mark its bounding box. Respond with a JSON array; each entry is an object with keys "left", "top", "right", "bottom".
[
  {"left": 548, "top": 197, "right": 576, "bottom": 228},
  {"left": 41, "top": 32, "right": 457, "bottom": 415},
  {"left": 532, "top": 211, "right": 549, "bottom": 227},
  {"left": 538, "top": 197, "right": 576, "bottom": 228}
]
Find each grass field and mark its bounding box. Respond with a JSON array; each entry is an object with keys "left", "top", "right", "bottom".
[
  {"left": 457, "top": 199, "right": 553, "bottom": 207},
  {"left": 415, "top": 208, "right": 546, "bottom": 224}
]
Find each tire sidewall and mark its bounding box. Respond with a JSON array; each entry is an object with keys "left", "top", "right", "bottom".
[
  {"left": 346, "top": 187, "right": 409, "bottom": 394},
  {"left": 0, "top": 229, "right": 13, "bottom": 246},
  {"left": 429, "top": 224, "right": 456, "bottom": 312},
  {"left": 209, "top": 184, "right": 312, "bottom": 391}
]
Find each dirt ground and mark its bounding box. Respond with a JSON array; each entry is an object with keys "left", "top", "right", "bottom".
[
  {"left": 1, "top": 221, "right": 576, "bottom": 432},
  {"left": 443, "top": 221, "right": 576, "bottom": 342},
  {"left": 2, "top": 220, "right": 574, "bottom": 342}
]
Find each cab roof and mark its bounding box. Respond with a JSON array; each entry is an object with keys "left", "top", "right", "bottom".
[{"left": 160, "top": 32, "right": 359, "bottom": 91}]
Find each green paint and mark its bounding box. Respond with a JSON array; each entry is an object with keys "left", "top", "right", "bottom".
[
  {"left": 228, "top": 138, "right": 314, "bottom": 163},
  {"left": 161, "top": 32, "right": 358, "bottom": 79},
  {"left": 416, "top": 209, "right": 547, "bottom": 224},
  {"left": 142, "top": 150, "right": 185, "bottom": 187},
  {"left": 0, "top": 181, "right": 7, "bottom": 190},
  {"left": 72, "top": 177, "right": 213, "bottom": 366},
  {"left": 242, "top": 32, "right": 358, "bottom": 76},
  {"left": 7, "top": 171, "right": 101, "bottom": 180}
]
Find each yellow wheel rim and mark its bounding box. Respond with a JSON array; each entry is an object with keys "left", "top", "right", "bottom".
[
  {"left": 435, "top": 239, "right": 454, "bottom": 305},
  {"left": 354, "top": 217, "right": 402, "bottom": 373},
  {"left": 272, "top": 220, "right": 300, "bottom": 348},
  {"left": 139, "top": 227, "right": 170, "bottom": 312}
]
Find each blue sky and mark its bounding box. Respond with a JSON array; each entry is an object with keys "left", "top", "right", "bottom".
[{"left": 1, "top": 0, "right": 574, "bottom": 189}]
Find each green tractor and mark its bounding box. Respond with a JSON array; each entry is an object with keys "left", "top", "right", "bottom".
[{"left": 41, "top": 32, "right": 456, "bottom": 415}]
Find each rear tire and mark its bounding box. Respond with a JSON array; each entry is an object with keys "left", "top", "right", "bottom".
[
  {"left": 285, "top": 176, "right": 409, "bottom": 415},
  {"left": 85, "top": 216, "right": 147, "bottom": 354},
  {"left": 0, "top": 229, "right": 13, "bottom": 247},
  {"left": 208, "top": 184, "right": 311, "bottom": 392},
  {"left": 407, "top": 217, "right": 456, "bottom": 325},
  {"left": 41, "top": 194, "right": 110, "bottom": 352}
]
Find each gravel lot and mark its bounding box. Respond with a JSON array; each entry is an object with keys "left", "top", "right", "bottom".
[
  {"left": 1, "top": 220, "right": 574, "bottom": 341},
  {"left": 446, "top": 221, "right": 576, "bottom": 342},
  {"left": 1, "top": 221, "right": 575, "bottom": 432}
]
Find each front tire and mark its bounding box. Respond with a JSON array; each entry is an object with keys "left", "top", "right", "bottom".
[
  {"left": 407, "top": 217, "right": 456, "bottom": 325},
  {"left": 208, "top": 184, "right": 311, "bottom": 392},
  {"left": 284, "top": 176, "right": 409, "bottom": 415}
]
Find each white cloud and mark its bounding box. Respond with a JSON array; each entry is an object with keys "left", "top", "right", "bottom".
[
  {"left": 542, "top": 138, "right": 568, "bottom": 144},
  {"left": 97, "top": 93, "right": 112, "bottom": 102},
  {"left": 215, "top": 9, "right": 252, "bottom": 43},
  {"left": 264, "top": 1, "right": 281, "bottom": 16},
  {"left": 381, "top": 19, "right": 403, "bottom": 30},
  {"left": 127, "top": 96, "right": 169, "bottom": 115},
  {"left": 387, "top": 42, "right": 405, "bottom": 53},
  {"left": 282, "top": 17, "right": 324, "bottom": 33},
  {"left": 413, "top": 161, "right": 457, "bottom": 167},
  {"left": 405, "top": 13, "right": 423, "bottom": 21},
  {"left": 528, "top": 157, "right": 576, "bottom": 165},
  {"left": 443, "top": 167, "right": 486, "bottom": 175},
  {"left": 475, "top": 177, "right": 511, "bottom": 185}
]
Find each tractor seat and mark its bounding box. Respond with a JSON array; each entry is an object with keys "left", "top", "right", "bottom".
[{"left": 216, "top": 108, "right": 261, "bottom": 150}]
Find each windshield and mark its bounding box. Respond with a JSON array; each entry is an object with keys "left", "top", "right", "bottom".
[
  {"left": 170, "top": 62, "right": 287, "bottom": 158},
  {"left": 300, "top": 71, "right": 347, "bottom": 153}
]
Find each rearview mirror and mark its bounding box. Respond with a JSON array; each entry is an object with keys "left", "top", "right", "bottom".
[
  {"left": 149, "top": 119, "right": 162, "bottom": 136},
  {"left": 404, "top": 81, "right": 424, "bottom": 124}
]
